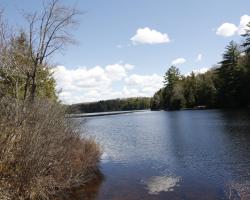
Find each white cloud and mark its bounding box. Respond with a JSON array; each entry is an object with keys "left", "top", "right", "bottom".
[
  {"left": 105, "top": 64, "right": 127, "bottom": 80},
  {"left": 131, "top": 27, "right": 170, "bottom": 44},
  {"left": 185, "top": 67, "right": 210, "bottom": 76},
  {"left": 171, "top": 58, "right": 186, "bottom": 65},
  {"left": 216, "top": 23, "right": 238, "bottom": 37},
  {"left": 195, "top": 53, "right": 203, "bottom": 62},
  {"left": 125, "top": 74, "right": 163, "bottom": 95},
  {"left": 53, "top": 64, "right": 163, "bottom": 104},
  {"left": 123, "top": 64, "right": 134, "bottom": 70},
  {"left": 216, "top": 15, "right": 250, "bottom": 37},
  {"left": 192, "top": 67, "right": 209, "bottom": 74},
  {"left": 238, "top": 15, "right": 250, "bottom": 35}
]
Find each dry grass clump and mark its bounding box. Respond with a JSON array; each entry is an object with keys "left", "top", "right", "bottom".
[{"left": 0, "top": 98, "right": 101, "bottom": 200}]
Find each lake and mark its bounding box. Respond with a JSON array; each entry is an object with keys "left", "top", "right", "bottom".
[{"left": 73, "top": 110, "right": 250, "bottom": 200}]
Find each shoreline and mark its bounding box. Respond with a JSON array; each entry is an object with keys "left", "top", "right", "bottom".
[{"left": 69, "top": 110, "right": 148, "bottom": 118}]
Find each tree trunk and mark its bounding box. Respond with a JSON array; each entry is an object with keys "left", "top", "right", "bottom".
[
  {"left": 23, "top": 74, "right": 30, "bottom": 100},
  {"left": 30, "top": 61, "right": 38, "bottom": 102}
]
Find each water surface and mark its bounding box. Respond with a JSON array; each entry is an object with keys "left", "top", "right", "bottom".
[{"left": 75, "top": 110, "right": 250, "bottom": 200}]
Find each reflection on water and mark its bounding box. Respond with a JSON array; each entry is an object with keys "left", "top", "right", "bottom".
[
  {"left": 66, "top": 170, "right": 104, "bottom": 200},
  {"left": 75, "top": 110, "right": 250, "bottom": 199},
  {"left": 142, "top": 175, "right": 181, "bottom": 194}
]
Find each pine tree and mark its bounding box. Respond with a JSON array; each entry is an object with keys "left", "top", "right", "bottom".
[{"left": 217, "top": 41, "right": 240, "bottom": 107}]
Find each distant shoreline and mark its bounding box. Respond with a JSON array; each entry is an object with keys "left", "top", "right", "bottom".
[{"left": 69, "top": 110, "right": 148, "bottom": 118}]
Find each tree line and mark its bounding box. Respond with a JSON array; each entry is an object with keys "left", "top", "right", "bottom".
[
  {"left": 68, "top": 97, "right": 151, "bottom": 113},
  {"left": 151, "top": 23, "right": 250, "bottom": 110}
]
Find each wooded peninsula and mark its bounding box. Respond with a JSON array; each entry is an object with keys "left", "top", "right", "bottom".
[{"left": 151, "top": 32, "right": 250, "bottom": 110}]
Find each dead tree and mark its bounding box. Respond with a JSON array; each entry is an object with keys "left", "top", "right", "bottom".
[{"left": 26, "top": 0, "right": 80, "bottom": 101}]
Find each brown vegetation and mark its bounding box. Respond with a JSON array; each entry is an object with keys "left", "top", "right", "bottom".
[{"left": 0, "top": 98, "right": 101, "bottom": 200}]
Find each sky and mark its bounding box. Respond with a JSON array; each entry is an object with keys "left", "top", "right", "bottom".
[{"left": 2, "top": 0, "right": 250, "bottom": 104}]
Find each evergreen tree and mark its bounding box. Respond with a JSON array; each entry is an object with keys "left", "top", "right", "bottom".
[
  {"left": 183, "top": 72, "right": 197, "bottom": 108},
  {"left": 196, "top": 72, "right": 217, "bottom": 107},
  {"left": 163, "top": 66, "right": 181, "bottom": 88},
  {"left": 217, "top": 41, "right": 240, "bottom": 107},
  {"left": 170, "top": 82, "right": 186, "bottom": 110},
  {"left": 162, "top": 66, "right": 181, "bottom": 109},
  {"left": 242, "top": 22, "right": 250, "bottom": 55},
  {"left": 241, "top": 22, "right": 250, "bottom": 106},
  {"left": 0, "top": 33, "right": 57, "bottom": 101},
  {"left": 150, "top": 89, "right": 162, "bottom": 110}
]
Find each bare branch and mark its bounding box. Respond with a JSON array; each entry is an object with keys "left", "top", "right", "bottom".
[{"left": 23, "top": 0, "right": 81, "bottom": 100}]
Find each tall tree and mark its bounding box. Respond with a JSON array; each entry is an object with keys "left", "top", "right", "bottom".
[
  {"left": 217, "top": 41, "right": 240, "bottom": 107},
  {"left": 162, "top": 66, "right": 181, "bottom": 109},
  {"left": 240, "top": 22, "right": 250, "bottom": 106},
  {"left": 183, "top": 72, "right": 197, "bottom": 108},
  {"left": 150, "top": 89, "right": 163, "bottom": 110},
  {"left": 170, "top": 82, "right": 186, "bottom": 110},
  {"left": 163, "top": 66, "right": 181, "bottom": 89},
  {"left": 242, "top": 22, "right": 250, "bottom": 55},
  {"left": 25, "top": 0, "right": 80, "bottom": 101},
  {"left": 196, "top": 72, "right": 217, "bottom": 107}
]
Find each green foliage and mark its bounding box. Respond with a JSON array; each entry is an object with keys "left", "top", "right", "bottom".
[
  {"left": 162, "top": 66, "right": 181, "bottom": 109},
  {"left": 242, "top": 22, "right": 250, "bottom": 55},
  {"left": 36, "top": 67, "right": 58, "bottom": 101},
  {"left": 183, "top": 72, "right": 196, "bottom": 108},
  {"left": 196, "top": 71, "right": 217, "bottom": 107},
  {"left": 0, "top": 33, "right": 57, "bottom": 101},
  {"left": 150, "top": 89, "right": 163, "bottom": 110},
  {"left": 163, "top": 66, "right": 181, "bottom": 88},
  {"left": 240, "top": 22, "right": 250, "bottom": 105},
  {"left": 151, "top": 35, "right": 250, "bottom": 110},
  {"left": 170, "top": 82, "right": 186, "bottom": 110},
  {"left": 216, "top": 41, "right": 241, "bottom": 107}
]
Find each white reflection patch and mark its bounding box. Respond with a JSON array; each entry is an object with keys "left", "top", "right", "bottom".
[
  {"left": 143, "top": 175, "right": 181, "bottom": 195},
  {"left": 101, "top": 152, "right": 111, "bottom": 163}
]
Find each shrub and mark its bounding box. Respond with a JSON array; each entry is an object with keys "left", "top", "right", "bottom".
[{"left": 0, "top": 98, "right": 101, "bottom": 200}]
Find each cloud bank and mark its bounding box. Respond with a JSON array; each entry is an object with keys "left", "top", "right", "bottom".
[{"left": 53, "top": 64, "right": 163, "bottom": 104}]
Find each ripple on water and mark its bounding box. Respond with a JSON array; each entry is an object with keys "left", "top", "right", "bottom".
[{"left": 76, "top": 110, "right": 250, "bottom": 199}]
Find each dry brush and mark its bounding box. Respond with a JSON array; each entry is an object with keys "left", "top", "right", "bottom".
[{"left": 0, "top": 98, "right": 101, "bottom": 200}]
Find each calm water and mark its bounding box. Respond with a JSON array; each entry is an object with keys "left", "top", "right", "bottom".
[{"left": 74, "top": 110, "right": 250, "bottom": 200}]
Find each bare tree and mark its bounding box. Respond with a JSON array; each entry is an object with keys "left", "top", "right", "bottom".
[{"left": 26, "top": 0, "right": 80, "bottom": 100}]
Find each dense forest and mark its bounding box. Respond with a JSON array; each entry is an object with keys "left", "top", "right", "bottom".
[
  {"left": 151, "top": 23, "right": 250, "bottom": 111},
  {"left": 68, "top": 97, "right": 151, "bottom": 113}
]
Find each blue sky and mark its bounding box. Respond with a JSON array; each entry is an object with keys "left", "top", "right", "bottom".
[{"left": 2, "top": 0, "right": 250, "bottom": 103}]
